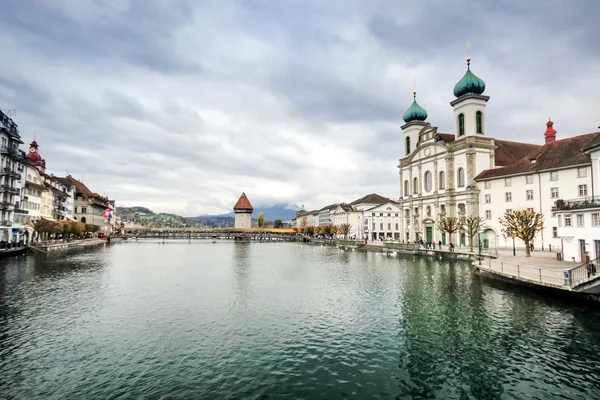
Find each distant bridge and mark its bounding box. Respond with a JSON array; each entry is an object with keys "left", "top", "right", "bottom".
[{"left": 116, "top": 229, "right": 300, "bottom": 242}]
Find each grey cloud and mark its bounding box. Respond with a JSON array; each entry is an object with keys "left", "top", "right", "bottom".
[{"left": 0, "top": 0, "right": 597, "bottom": 214}]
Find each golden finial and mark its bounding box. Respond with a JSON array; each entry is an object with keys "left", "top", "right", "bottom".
[
  {"left": 413, "top": 78, "right": 417, "bottom": 98},
  {"left": 466, "top": 42, "right": 471, "bottom": 64}
]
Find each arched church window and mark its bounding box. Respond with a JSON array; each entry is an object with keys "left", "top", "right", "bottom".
[
  {"left": 413, "top": 177, "right": 418, "bottom": 194},
  {"left": 439, "top": 171, "right": 445, "bottom": 190},
  {"left": 458, "top": 113, "right": 465, "bottom": 136},
  {"left": 424, "top": 171, "right": 432, "bottom": 192},
  {"left": 476, "top": 111, "right": 483, "bottom": 133},
  {"left": 404, "top": 180, "right": 409, "bottom": 197},
  {"left": 457, "top": 168, "right": 465, "bottom": 187},
  {"left": 406, "top": 137, "right": 411, "bottom": 155}
]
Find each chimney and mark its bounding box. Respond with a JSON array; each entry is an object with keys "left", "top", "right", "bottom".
[{"left": 544, "top": 118, "right": 557, "bottom": 144}]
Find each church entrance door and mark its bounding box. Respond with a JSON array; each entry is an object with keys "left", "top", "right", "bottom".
[{"left": 426, "top": 227, "right": 433, "bottom": 243}]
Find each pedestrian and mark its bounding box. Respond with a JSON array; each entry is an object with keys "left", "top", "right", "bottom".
[
  {"left": 438, "top": 240, "right": 442, "bottom": 249},
  {"left": 449, "top": 242, "right": 455, "bottom": 252},
  {"left": 530, "top": 242, "right": 534, "bottom": 252}
]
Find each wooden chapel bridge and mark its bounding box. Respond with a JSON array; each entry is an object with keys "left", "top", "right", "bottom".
[{"left": 118, "top": 228, "right": 301, "bottom": 242}]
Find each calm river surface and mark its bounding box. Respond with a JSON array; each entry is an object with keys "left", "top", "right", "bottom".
[{"left": 1, "top": 241, "right": 600, "bottom": 399}]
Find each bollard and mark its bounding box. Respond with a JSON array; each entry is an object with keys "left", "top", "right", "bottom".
[
  {"left": 539, "top": 268, "right": 542, "bottom": 282},
  {"left": 517, "top": 264, "right": 520, "bottom": 277},
  {"left": 563, "top": 269, "right": 571, "bottom": 286}
]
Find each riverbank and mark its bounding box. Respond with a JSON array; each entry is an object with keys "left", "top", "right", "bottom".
[
  {"left": 31, "top": 238, "right": 107, "bottom": 252},
  {"left": 311, "top": 239, "right": 477, "bottom": 262},
  {"left": 313, "top": 239, "right": 600, "bottom": 302}
]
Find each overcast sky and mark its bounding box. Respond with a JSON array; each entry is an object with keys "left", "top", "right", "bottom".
[{"left": 1, "top": 0, "right": 598, "bottom": 216}]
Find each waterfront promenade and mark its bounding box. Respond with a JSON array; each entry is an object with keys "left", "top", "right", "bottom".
[{"left": 332, "top": 239, "right": 600, "bottom": 297}]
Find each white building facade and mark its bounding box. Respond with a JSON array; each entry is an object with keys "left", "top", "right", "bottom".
[
  {"left": 398, "top": 57, "right": 538, "bottom": 249},
  {"left": 324, "top": 194, "right": 401, "bottom": 240},
  {"left": 0, "top": 110, "right": 25, "bottom": 244},
  {"left": 475, "top": 123, "right": 598, "bottom": 253},
  {"left": 555, "top": 136, "right": 600, "bottom": 262}
]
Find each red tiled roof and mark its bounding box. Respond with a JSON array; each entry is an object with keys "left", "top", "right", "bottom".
[
  {"left": 233, "top": 192, "right": 253, "bottom": 211},
  {"left": 494, "top": 139, "right": 541, "bottom": 167},
  {"left": 66, "top": 175, "right": 109, "bottom": 205},
  {"left": 476, "top": 132, "right": 600, "bottom": 180}
]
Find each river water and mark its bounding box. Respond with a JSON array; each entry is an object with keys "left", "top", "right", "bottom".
[{"left": 0, "top": 241, "right": 599, "bottom": 399}]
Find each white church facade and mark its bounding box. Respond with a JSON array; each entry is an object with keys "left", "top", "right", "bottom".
[
  {"left": 398, "top": 57, "right": 537, "bottom": 248},
  {"left": 399, "top": 56, "right": 600, "bottom": 254}
]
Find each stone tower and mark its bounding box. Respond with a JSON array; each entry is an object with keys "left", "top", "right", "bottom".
[{"left": 233, "top": 192, "right": 253, "bottom": 229}]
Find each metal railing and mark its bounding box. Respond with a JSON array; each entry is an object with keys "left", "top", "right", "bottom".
[
  {"left": 483, "top": 259, "right": 566, "bottom": 287},
  {"left": 552, "top": 197, "right": 600, "bottom": 211},
  {"left": 566, "top": 255, "right": 600, "bottom": 287}
]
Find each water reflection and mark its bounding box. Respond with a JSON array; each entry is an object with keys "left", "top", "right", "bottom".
[
  {"left": 397, "top": 257, "right": 600, "bottom": 399},
  {"left": 0, "top": 243, "right": 599, "bottom": 399},
  {"left": 232, "top": 241, "right": 252, "bottom": 304}
]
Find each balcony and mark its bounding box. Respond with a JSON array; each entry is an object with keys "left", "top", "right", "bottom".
[
  {"left": 552, "top": 197, "right": 600, "bottom": 212},
  {"left": 13, "top": 208, "right": 28, "bottom": 215},
  {"left": 0, "top": 201, "right": 15, "bottom": 211},
  {"left": 0, "top": 167, "right": 19, "bottom": 178},
  {"left": 0, "top": 186, "right": 19, "bottom": 196},
  {"left": 0, "top": 147, "right": 18, "bottom": 158},
  {"left": 0, "top": 220, "right": 12, "bottom": 227}
]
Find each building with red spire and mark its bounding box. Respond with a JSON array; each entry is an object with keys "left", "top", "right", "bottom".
[
  {"left": 233, "top": 193, "right": 253, "bottom": 229},
  {"left": 26, "top": 140, "right": 46, "bottom": 171}
]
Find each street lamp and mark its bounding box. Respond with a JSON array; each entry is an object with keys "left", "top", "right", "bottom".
[
  {"left": 478, "top": 231, "right": 482, "bottom": 265},
  {"left": 512, "top": 235, "right": 516, "bottom": 256}
]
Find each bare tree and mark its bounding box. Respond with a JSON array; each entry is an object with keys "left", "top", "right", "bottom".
[
  {"left": 499, "top": 210, "right": 544, "bottom": 257},
  {"left": 461, "top": 215, "right": 486, "bottom": 252},
  {"left": 339, "top": 223, "right": 351, "bottom": 240},
  {"left": 436, "top": 216, "right": 462, "bottom": 245},
  {"left": 300, "top": 216, "right": 308, "bottom": 234}
]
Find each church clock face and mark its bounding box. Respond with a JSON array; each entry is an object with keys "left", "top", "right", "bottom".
[{"left": 30, "top": 147, "right": 36, "bottom": 153}]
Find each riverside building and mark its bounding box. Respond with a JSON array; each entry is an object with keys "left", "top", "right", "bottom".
[
  {"left": 398, "top": 56, "right": 537, "bottom": 248},
  {"left": 399, "top": 56, "right": 600, "bottom": 254}
]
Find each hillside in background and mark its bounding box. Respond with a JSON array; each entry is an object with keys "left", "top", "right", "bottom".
[
  {"left": 209, "top": 203, "right": 301, "bottom": 221},
  {"left": 116, "top": 203, "right": 300, "bottom": 228}
]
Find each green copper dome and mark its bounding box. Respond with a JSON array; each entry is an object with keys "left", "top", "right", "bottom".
[
  {"left": 453, "top": 58, "right": 486, "bottom": 98},
  {"left": 403, "top": 92, "right": 427, "bottom": 123}
]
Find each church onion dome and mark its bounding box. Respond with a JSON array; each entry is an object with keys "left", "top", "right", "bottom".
[
  {"left": 402, "top": 90, "right": 428, "bottom": 123},
  {"left": 453, "top": 56, "right": 486, "bottom": 98}
]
